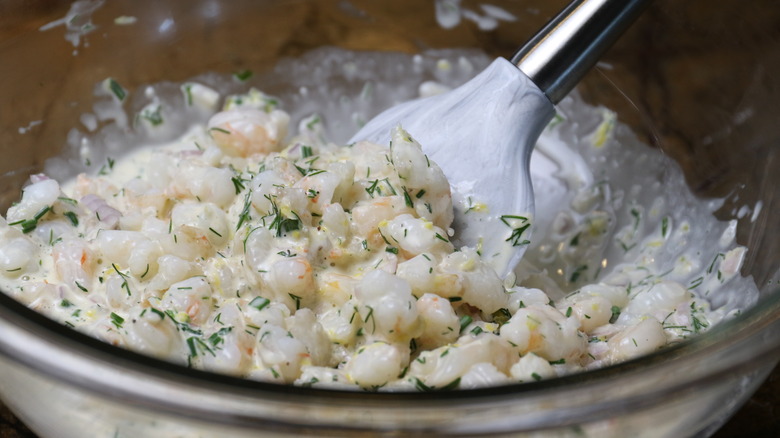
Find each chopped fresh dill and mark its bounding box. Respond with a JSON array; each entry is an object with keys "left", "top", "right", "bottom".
[
  {"left": 402, "top": 186, "right": 413, "bottom": 208},
  {"left": 249, "top": 296, "right": 270, "bottom": 311},
  {"left": 500, "top": 215, "right": 531, "bottom": 247},
  {"left": 458, "top": 315, "right": 473, "bottom": 333},
  {"left": 231, "top": 176, "right": 246, "bottom": 194},
  {"left": 233, "top": 69, "right": 253, "bottom": 81},
  {"left": 63, "top": 211, "right": 79, "bottom": 227},
  {"left": 110, "top": 312, "right": 125, "bottom": 329},
  {"left": 106, "top": 78, "right": 126, "bottom": 101},
  {"left": 235, "top": 190, "right": 253, "bottom": 231},
  {"left": 609, "top": 305, "right": 621, "bottom": 324}
]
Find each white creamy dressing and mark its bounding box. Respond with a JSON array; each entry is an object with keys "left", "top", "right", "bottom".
[{"left": 0, "top": 49, "right": 760, "bottom": 391}]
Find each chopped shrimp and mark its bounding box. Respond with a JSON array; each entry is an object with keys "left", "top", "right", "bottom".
[
  {"left": 350, "top": 196, "right": 414, "bottom": 246},
  {"left": 160, "top": 276, "right": 214, "bottom": 326},
  {"left": 6, "top": 178, "right": 60, "bottom": 223},
  {"left": 52, "top": 239, "right": 96, "bottom": 292},
  {"left": 0, "top": 235, "right": 38, "bottom": 277},
  {"left": 207, "top": 108, "right": 289, "bottom": 157}
]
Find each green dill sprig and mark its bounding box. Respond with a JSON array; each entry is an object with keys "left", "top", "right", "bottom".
[
  {"left": 231, "top": 176, "right": 247, "bottom": 195},
  {"left": 208, "top": 326, "right": 233, "bottom": 348},
  {"left": 364, "top": 306, "right": 376, "bottom": 333},
  {"left": 262, "top": 194, "right": 302, "bottom": 238},
  {"left": 111, "top": 263, "right": 132, "bottom": 296},
  {"left": 365, "top": 179, "right": 380, "bottom": 198},
  {"left": 9, "top": 205, "right": 52, "bottom": 234},
  {"left": 500, "top": 215, "right": 531, "bottom": 247},
  {"left": 458, "top": 315, "right": 473, "bottom": 333},
  {"left": 402, "top": 186, "right": 413, "bottom": 208},
  {"left": 139, "top": 105, "right": 164, "bottom": 126},
  {"left": 233, "top": 69, "right": 253, "bottom": 81},
  {"left": 235, "top": 190, "right": 253, "bottom": 231},
  {"left": 209, "top": 127, "right": 231, "bottom": 135},
  {"left": 63, "top": 211, "right": 79, "bottom": 227},
  {"left": 249, "top": 296, "right": 271, "bottom": 311},
  {"left": 187, "top": 336, "right": 216, "bottom": 359},
  {"left": 609, "top": 305, "right": 621, "bottom": 324},
  {"left": 288, "top": 293, "right": 302, "bottom": 310},
  {"left": 110, "top": 312, "right": 125, "bottom": 329},
  {"left": 412, "top": 377, "right": 460, "bottom": 392},
  {"left": 98, "top": 157, "right": 116, "bottom": 176},
  {"left": 106, "top": 78, "right": 126, "bottom": 101}
]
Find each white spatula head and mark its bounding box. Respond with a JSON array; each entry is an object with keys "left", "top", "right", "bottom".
[{"left": 349, "top": 58, "right": 554, "bottom": 278}]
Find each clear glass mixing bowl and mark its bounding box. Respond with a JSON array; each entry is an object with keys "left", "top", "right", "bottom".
[{"left": 1, "top": 1, "right": 779, "bottom": 436}]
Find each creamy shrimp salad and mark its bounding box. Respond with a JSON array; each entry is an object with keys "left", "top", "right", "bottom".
[{"left": 0, "top": 50, "right": 758, "bottom": 391}]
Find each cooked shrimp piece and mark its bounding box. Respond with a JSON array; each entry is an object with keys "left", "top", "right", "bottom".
[
  {"left": 72, "top": 173, "right": 119, "bottom": 200},
  {"left": 294, "top": 161, "right": 355, "bottom": 213},
  {"left": 317, "top": 301, "right": 360, "bottom": 346},
  {"left": 499, "top": 304, "right": 586, "bottom": 363},
  {"left": 286, "top": 309, "right": 333, "bottom": 367},
  {"left": 510, "top": 352, "right": 556, "bottom": 383},
  {"left": 95, "top": 230, "right": 162, "bottom": 278},
  {"left": 169, "top": 163, "right": 235, "bottom": 208},
  {"left": 320, "top": 203, "right": 350, "bottom": 245},
  {"left": 123, "top": 178, "right": 168, "bottom": 213},
  {"left": 52, "top": 239, "right": 96, "bottom": 292},
  {"left": 268, "top": 257, "right": 315, "bottom": 309},
  {"left": 0, "top": 235, "right": 38, "bottom": 277},
  {"left": 171, "top": 202, "right": 230, "bottom": 248},
  {"left": 378, "top": 213, "right": 452, "bottom": 257},
  {"left": 438, "top": 248, "right": 507, "bottom": 314},
  {"left": 207, "top": 108, "right": 289, "bottom": 157},
  {"left": 408, "top": 334, "right": 515, "bottom": 388},
  {"left": 255, "top": 324, "right": 308, "bottom": 382},
  {"left": 390, "top": 126, "right": 453, "bottom": 230},
  {"left": 354, "top": 270, "right": 421, "bottom": 343},
  {"left": 416, "top": 293, "right": 459, "bottom": 350},
  {"left": 350, "top": 196, "right": 413, "bottom": 246},
  {"left": 396, "top": 253, "right": 437, "bottom": 298},
  {"left": 607, "top": 318, "right": 666, "bottom": 363},
  {"left": 199, "top": 303, "right": 255, "bottom": 375},
  {"left": 345, "top": 341, "right": 404, "bottom": 389},
  {"left": 160, "top": 276, "right": 214, "bottom": 326},
  {"left": 460, "top": 363, "right": 512, "bottom": 389},
  {"left": 123, "top": 306, "right": 187, "bottom": 364},
  {"left": 148, "top": 254, "right": 198, "bottom": 291},
  {"left": 6, "top": 178, "right": 60, "bottom": 223}
]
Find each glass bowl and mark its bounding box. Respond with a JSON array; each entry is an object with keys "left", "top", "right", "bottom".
[{"left": 1, "top": 0, "right": 779, "bottom": 436}]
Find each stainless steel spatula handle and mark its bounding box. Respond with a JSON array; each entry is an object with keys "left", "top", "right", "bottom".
[{"left": 511, "top": 0, "right": 652, "bottom": 104}]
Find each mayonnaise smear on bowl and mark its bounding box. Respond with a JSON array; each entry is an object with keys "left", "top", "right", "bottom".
[{"left": 0, "top": 49, "right": 759, "bottom": 391}]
